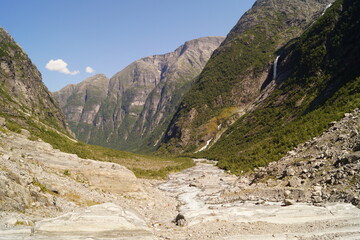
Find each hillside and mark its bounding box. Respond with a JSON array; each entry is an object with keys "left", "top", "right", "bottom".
[
  {"left": 0, "top": 26, "right": 194, "bottom": 180},
  {"left": 161, "top": 0, "right": 335, "bottom": 153},
  {"left": 54, "top": 37, "right": 224, "bottom": 153},
  {"left": 0, "top": 27, "right": 70, "bottom": 135},
  {"left": 193, "top": 0, "right": 360, "bottom": 173}
]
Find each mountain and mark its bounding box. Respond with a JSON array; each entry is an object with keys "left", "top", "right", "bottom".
[
  {"left": 161, "top": 0, "right": 335, "bottom": 153},
  {"left": 53, "top": 74, "right": 110, "bottom": 140},
  {"left": 166, "top": 0, "right": 360, "bottom": 174},
  {"left": 54, "top": 37, "right": 224, "bottom": 152},
  {"left": 0, "top": 27, "right": 69, "bottom": 134}
]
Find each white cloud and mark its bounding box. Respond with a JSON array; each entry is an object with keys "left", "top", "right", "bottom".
[
  {"left": 45, "top": 59, "right": 79, "bottom": 75},
  {"left": 85, "top": 66, "right": 95, "bottom": 73}
]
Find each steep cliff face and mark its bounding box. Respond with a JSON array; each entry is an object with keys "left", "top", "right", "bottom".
[
  {"left": 53, "top": 74, "right": 110, "bottom": 140},
  {"left": 0, "top": 27, "right": 69, "bottom": 133},
  {"left": 161, "top": 0, "right": 335, "bottom": 153},
  {"left": 55, "top": 37, "right": 224, "bottom": 152},
  {"left": 195, "top": 0, "right": 360, "bottom": 173}
]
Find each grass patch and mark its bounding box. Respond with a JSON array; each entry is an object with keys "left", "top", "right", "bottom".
[
  {"left": 32, "top": 178, "right": 48, "bottom": 193},
  {"left": 131, "top": 157, "right": 194, "bottom": 179},
  {"left": 63, "top": 169, "right": 71, "bottom": 176},
  {"left": 5, "top": 121, "right": 22, "bottom": 133}
]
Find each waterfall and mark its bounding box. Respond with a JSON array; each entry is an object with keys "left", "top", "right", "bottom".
[
  {"left": 195, "top": 138, "right": 213, "bottom": 153},
  {"left": 273, "top": 56, "right": 280, "bottom": 80},
  {"left": 321, "top": 3, "right": 333, "bottom": 16}
]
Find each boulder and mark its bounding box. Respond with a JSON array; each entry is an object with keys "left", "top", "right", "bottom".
[
  {"left": 173, "top": 213, "right": 187, "bottom": 227},
  {"left": 287, "top": 176, "right": 302, "bottom": 187},
  {"left": 312, "top": 196, "right": 323, "bottom": 203},
  {"left": 284, "top": 167, "right": 296, "bottom": 177},
  {"left": 345, "top": 152, "right": 360, "bottom": 163},
  {"left": 353, "top": 142, "right": 360, "bottom": 152},
  {"left": 283, "top": 199, "right": 296, "bottom": 206}
]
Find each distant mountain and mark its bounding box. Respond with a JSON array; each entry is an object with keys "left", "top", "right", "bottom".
[
  {"left": 54, "top": 37, "right": 224, "bottom": 152},
  {"left": 161, "top": 0, "right": 335, "bottom": 154},
  {"left": 0, "top": 26, "right": 70, "bottom": 134},
  {"left": 164, "top": 0, "right": 360, "bottom": 174}
]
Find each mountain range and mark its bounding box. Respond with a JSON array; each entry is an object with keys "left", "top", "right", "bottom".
[
  {"left": 1, "top": 0, "right": 359, "bottom": 175},
  {"left": 54, "top": 37, "right": 224, "bottom": 153}
]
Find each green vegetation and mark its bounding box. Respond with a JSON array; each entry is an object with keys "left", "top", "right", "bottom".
[
  {"left": 23, "top": 118, "right": 194, "bottom": 179},
  {"left": 63, "top": 169, "right": 71, "bottom": 176},
  {"left": 131, "top": 157, "right": 195, "bottom": 179},
  {"left": 5, "top": 121, "right": 22, "bottom": 133},
  {"left": 162, "top": 1, "right": 322, "bottom": 152},
  {"left": 196, "top": 0, "right": 360, "bottom": 174},
  {"left": 32, "top": 178, "right": 48, "bottom": 193}
]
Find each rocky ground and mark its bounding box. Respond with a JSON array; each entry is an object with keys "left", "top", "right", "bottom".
[
  {"left": 224, "top": 108, "right": 360, "bottom": 208},
  {"left": 0, "top": 108, "right": 359, "bottom": 239}
]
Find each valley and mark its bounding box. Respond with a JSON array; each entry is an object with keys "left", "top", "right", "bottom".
[
  {"left": 1, "top": 108, "right": 359, "bottom": 239},
  {"left": 1, "top": 0, "right": 360, "bottom": 239}
]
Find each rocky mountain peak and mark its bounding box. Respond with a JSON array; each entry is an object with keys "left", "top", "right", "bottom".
[{"left": 54, "top": 36, "right": 224, "bottom": 152}]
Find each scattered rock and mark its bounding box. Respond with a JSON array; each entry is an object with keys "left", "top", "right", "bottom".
[
  {"left": 283, "top": 199, "right": 296, "bottom": 206},
  {"left": 173, "top": 213, "right": 187, "bottom": 227},
  {"left": 231, "top": 108, "right": 360, "bottom": 208},
  {"left": 284, "top": 190, "right": 292, "bottom": 198},
  {"left": 189, "top": 183, "right": 200, "bottom": 188},
  {"left": 284, "top": 167, "right": 295, "bottom": 177}
]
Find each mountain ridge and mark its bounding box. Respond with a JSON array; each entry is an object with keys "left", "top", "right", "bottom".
[
  {"left": 193, "top": 0, "right": 360, "bottom": 173},
  {"left": 161, "top": 0, "right": 335, "bottom": 153},
  {"left": 54, "top": 36, "right": 224, "bottom": 152}
]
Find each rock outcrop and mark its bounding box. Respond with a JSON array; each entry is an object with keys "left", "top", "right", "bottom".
[
  {"left": 0, "top": 128, "right": 140, "bottom": 216},
  {"left": 34, "top": 203, "right": 153, "bottom": 239},
  {"left": 54, "top": 37, "right": 224, "bottom": 153}
]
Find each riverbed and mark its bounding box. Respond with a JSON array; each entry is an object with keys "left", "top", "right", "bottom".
[{"left": 154, "top": 159, "right": 360, "bottom": 239}]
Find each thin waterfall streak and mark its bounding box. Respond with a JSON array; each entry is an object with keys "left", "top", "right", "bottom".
[
  {"left": 321, "top": 3, "right": 333, "bottom": 16},
  {"left": 273, "top": 56, "right": 280, "bottom": 80}
]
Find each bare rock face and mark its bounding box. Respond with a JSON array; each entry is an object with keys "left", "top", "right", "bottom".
[
  {"left": 53, "top": 74, "right": 109, "bottom": 125},
  {"left": 54, "top": 37, "right": 224, "bottom": 152},
  {"left": 34, "top": 203, "right": 153, "bottom": 239}
]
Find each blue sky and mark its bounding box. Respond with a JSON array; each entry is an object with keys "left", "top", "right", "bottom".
[{"left": 0, "top": 0, "right": 255, "bottom": 91}]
